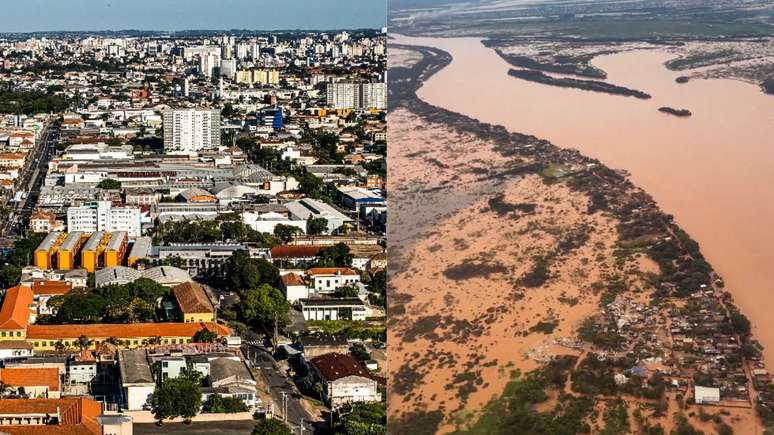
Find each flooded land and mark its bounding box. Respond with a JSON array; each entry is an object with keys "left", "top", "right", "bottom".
[{"left": 388, "top": 33, "right": 774, "bottom": 435}]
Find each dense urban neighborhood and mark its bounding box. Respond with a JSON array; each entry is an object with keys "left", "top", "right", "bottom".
[{"left": 0, "top": 29, "right": 387, "bottom": 434}]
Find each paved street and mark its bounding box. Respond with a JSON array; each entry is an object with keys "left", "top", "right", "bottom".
[
  {"left": 1, "top": 119, "right": 58, "bottom": 239},
  {"left": 243, "top": 344, "right": 318, "bottom": 433}
]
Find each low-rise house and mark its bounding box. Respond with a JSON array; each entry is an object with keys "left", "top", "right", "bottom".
[
  {"left": 281, "top": 272, "right": 310, "bottom": 303},
  {"left": 118, "top": 349, "right": 155, "bottom": 411},
  {"left": 172, "top": 282, "right": 215, "bottom": 323},
  {"left": 0, "top": 341, "right": 34, "bottom": 361},
  {"left": 300, "top": 298, "right": 367, "bottom": 321},
  {"left": 307, "top": 352, "right": 380, "bottom": 407},
  {"left": 297, "top": 335, "right": 349, "bottom": 358},
  {"left": 306, "top": 267, "right": 360, "bottom": 294}
]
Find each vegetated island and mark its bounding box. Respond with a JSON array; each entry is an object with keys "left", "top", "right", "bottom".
[
  {"left": 492, "top": 48, "right": 608, "bottom": 79},
  {"left": 508, "top": 68, "right": 651, "bottom": 99},
  {"left": 658, "top": 106, "right": 692, "bottom": 117},
  {"left": 676, "top": 76, "right": 690, "bottom": 84}
]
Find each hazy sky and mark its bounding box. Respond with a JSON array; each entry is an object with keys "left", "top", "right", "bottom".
[{"left": 2, "top": 0, "right": 387, "bottom": 32}]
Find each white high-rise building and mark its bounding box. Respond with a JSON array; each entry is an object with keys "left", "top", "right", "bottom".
[
  {"left": 67, "top": 201, "right": 142, "bottom": 236},
  {"left": 326, "top": 82, "right": 357, "bottom": 109},
  {"left": 199, "top": 53, "right": 220, "bottom": 78},
  {"left": 326, "top": 82, "right": 386, "bottom": 110},
  {"left": 162, "top": 108, "right": 221, "bottom": 154},
  {"left": 361, "top": 82, "right": 387, "bottom": 110}
]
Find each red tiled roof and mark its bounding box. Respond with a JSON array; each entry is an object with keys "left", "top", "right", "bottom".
[
  {"left": 0, "top": 367, "right": 60, "bottom": 390},
  {"left": 0, "top": 397, "right": 101, "bottom": 435},
  {"left": 0, "top": 284, "right": 33, "bottom": 330},
  {"left": 32, "top": 280, "right": 72, "bottom": 296},
  {"left": 27, "top": 322, "right": 230, "bottom": 340},
  {"left": 306, "top": 267, "right": 358, "bottom": 276},
  {"left": 281, "top": 273, "right": 306, "bottom": 287},
  {"left": 172, "top": 282, "right": 214, "bottom": 314},
  {"left": 270, "top": 245, "right": 322, "bottom": 259},
  {"left": 310, "top": 352, "right": 372, "bottom": 382}
]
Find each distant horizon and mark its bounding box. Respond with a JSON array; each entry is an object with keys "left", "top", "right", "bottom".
[
  {"left": 0, "top": 0, "right": 386, "bottom": 33},
  {"left": 0, "top": 27, "right": 385, "bottom": 36}
]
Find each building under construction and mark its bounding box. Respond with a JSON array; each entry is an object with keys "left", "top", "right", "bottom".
[
  {"left": 33, "top": 232, "right": 66, "bottom": 270},
  {"left": 56, "top": 232, "right": 85, "bottom": 270},
  {"left": 33, "top": 231, "right": 132, "bottom": 272}
]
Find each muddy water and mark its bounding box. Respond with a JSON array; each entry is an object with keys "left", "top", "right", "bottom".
[{"left": 395, "top": 35, "right": 774, "bottom": 363}]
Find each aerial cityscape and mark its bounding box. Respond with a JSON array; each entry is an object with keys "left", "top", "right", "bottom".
[
  {"left": 389, "top": 0, "right": 774, "bottom": 434},
  {"left": 0, "top": 2, "right": 387, "bottom": 434},
  {"left": 1, "top": 0, "right": 774, "bottom": 434}
]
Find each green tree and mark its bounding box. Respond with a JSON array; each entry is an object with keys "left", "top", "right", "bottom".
[
  {"left": 225, "top": 250, "right": 279, "bottom": 293},
  {"left": 202, "top": 393, "right": 248, "bottom": 413},
  {"left": 731, "top": 312, "right": 751, "bottom": 335},
  {"left": 336, "top": 285, "right": 359, "bottom": 298},
  {"left": 307, "top": 216, "right": 328, "bottom": 235},
  {"left": 337, "top": 402, "right": 386, "bottom": 435},
  {"left": 349, "top": 343, "right": 370, "bottom": 362},
  {"left": 151, "top": 374, "right": 202, "bottom": 423},
  {"left": 193, "top": 327, "right": 218, "bottom": 343},
  {"left": 240, "top": 284, "right": 290, "bottom": 329},
  {"left": 367, "top": 271, "right": 386, "bottom": 307},
  {"left": 0, "top": 264, "right": 21, "bottom": 288},
  {"left": 253, "top": 418, "right": 292, "bottom": 435},
  {"left": 273, "top": 224, "right": 302, "bottom": 243},
  {"left": 317, "top": 243, "right": 353, "bottom": 267},
  {"left": 97, "top": 178, "right": 122, "bottom": 190}
]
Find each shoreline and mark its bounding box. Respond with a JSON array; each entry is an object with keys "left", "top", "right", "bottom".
[{"left": 388, "top": 38, "right": 769, "bottom": 433}]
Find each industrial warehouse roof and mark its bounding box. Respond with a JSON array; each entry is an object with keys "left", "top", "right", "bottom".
[
  {"left": 141, "top": 266, "right": 192, "bottom": 285},
  {"left": 0, "top": 284, "right": 33, "bottom": 330},
  {"left": 27, "top": 322, "right": 230, "bottom": 340},
  {"left": 82, "top": 231, "right": 107, "bottom": 251},
  {"left": 128, "top": 236, "right": 152, "bottom": 259},
  {"left": 95, "top": 266, "right": 142, "bottom": 287},
  {"left": 58, "top": 232, "right": 84, "bottom": 252},
  {"left": 105, "top": 231, "right": 127, "bottom": 251},
  {"left": 285, "top": 198, "right": 352, "bottom": 222},
  {"left": 212, "top": 182, "right": 258, "bottom": 199}
]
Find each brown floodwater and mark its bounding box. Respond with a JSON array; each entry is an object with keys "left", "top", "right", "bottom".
[{"left": 395, "top": 35, "right": 774, "bottom": 363}]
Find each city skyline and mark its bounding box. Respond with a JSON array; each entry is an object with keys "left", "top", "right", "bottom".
[{"left": 1, "top": 0, "right": 386, "bottom": 33}]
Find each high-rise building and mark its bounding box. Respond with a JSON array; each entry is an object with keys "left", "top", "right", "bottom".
[
  {"left": 199, "top": 53, "right": 219, "bottom": 78},
  {"left": 326, "top": 82, "right": 386, "bottom": 110},
  {"left": 67, "top": 201, "right": 142, "bottom": 236},
  {"left": 162, "top": 108, "right": 221, "bottom": 154}
]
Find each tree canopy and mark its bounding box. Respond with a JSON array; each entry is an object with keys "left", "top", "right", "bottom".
[
  {"left": 97, "top": 178, "right": 122, "bottom": 190},
  {"left": 151, "top": 371, "right": 202, "bottom": 422},
  {"left": 224, "top": 250, "right": 280, "bottom": 293},
  {"left": 240, "top": 284, "right": 290, "bottom": 330}
]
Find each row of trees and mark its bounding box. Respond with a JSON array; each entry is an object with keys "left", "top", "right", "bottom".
[
  {"left": 223, "top": 251, "right": 291, "bottom": 331},
  {"left": 41, "top": 278, "right": 169, "bottom": 324},
  {"left": 0, "top": 232, "right": 47, "bottom": 288}
]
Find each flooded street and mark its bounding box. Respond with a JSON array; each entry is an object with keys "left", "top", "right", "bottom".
[{"left": 395, "top": 34, "right": 774, "bottom": 363}]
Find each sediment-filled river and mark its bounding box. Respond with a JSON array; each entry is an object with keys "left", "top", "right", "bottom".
[{"left": 395, "top": 35, "right": 774, "bottom": 363}]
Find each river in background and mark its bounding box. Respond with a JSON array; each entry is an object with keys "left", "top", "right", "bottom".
[{"left": 395, "top": 34, "right": 774, "bottom": 363}]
